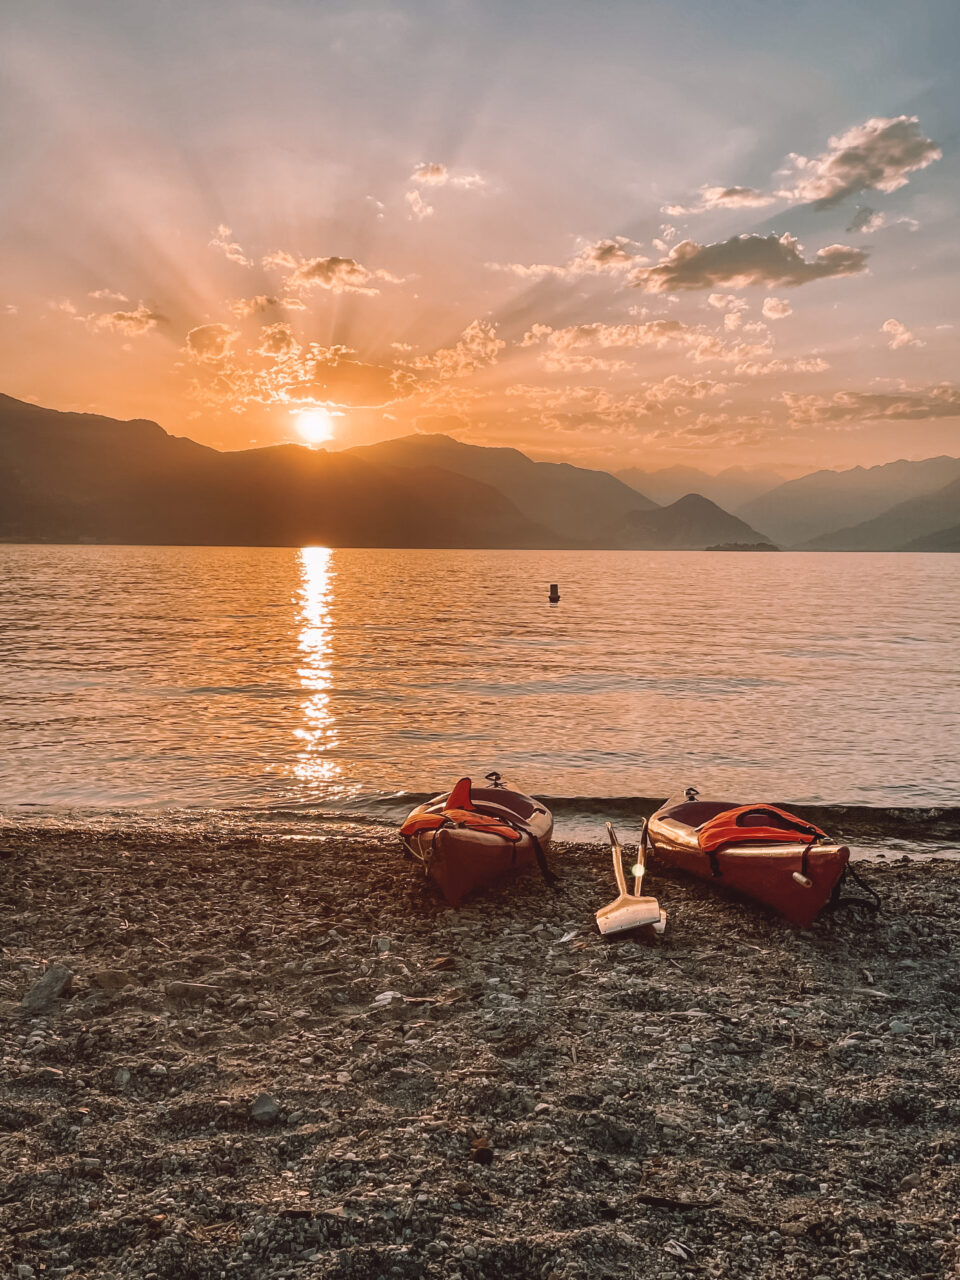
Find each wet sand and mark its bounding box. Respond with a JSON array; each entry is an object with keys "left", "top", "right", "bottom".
[{"left": 1, "top": 825, "right": 958, "bottom": 1279}]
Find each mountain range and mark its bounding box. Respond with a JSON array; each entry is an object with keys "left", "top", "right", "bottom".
[
  {"left": 737, "top": 457, "right": 960, "bottom": 548},
  {"left": 0, "top": 394, "right": 768, "bottom": 550},
  {"left": 1, "top": 393, "right": 957, "bottom": 550},
  {"left": 618, "top": 463, "right": 783, "bottom": 510}
]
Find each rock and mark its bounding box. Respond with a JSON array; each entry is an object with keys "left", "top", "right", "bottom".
[
  {"left": 888, "top": 1020, "right": 913, "bottom": 1035},
  {"left": 89, "top": 968, "right": 136, "bottom": 992},
  {"left": 250, "top": 1093, "right": 281, "bottom": 1123},
  {"left": 21, "top": 964, "right": 73, "bottom": 1013},
  {"left": 165, "top": 981, "right": 221, "bottom": 1002}
]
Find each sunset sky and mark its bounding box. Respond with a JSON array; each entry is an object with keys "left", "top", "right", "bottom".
[{"left": 1, "top": 0, "right": 957, "bottom": 472}]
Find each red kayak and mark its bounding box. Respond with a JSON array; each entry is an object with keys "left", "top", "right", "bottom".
[
  {"left": 399, "top": 774, "right": 554, "bottom": 906},
  {"left": 644, "top": 788, "right": 850, "bottom": 928}
]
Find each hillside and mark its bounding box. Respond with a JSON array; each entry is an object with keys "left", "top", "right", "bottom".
[
  {"left": 804, "top": 475, "right": 960, "bottom": 551},
  {"left": 0, "top": 396, "right": 553, "bottom": 548},
  {"left": 346, "top": 433, "right": 656, "bottom": 542},
  {"left": 602, "top": 493, "right": 773, "bottom": 550},
  {"left": 738, "top": 456, "right": 960, "bottom": 548}
]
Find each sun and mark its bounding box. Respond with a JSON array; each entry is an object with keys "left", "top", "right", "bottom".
[{"left": 294, "top": 406, "right": 337, "bottom": 446}]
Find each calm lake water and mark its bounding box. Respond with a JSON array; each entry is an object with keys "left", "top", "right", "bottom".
[{"left": 1, "top": 545, "right": 957, "bottom": 841}]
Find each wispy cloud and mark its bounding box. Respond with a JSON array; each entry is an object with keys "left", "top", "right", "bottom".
[
  {"left": 785, "top": 384, "right": 960, "bottom": 425},
  {"left": 210, "top": 225, "right": 253, "bottom": 267},
  {"left": 409, "top": 162, "right": 485, "bottom": 190},
  {"left": 95, "top": 302, "right": 165, "bottom": 336},
  {"left": 488, "top": 236, "right": 647, "bottom": 280},
  {"left": 881, "top": 318, "right": 923, "bottom": 350}
]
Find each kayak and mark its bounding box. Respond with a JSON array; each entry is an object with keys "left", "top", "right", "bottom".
[
  {"left": 400, "top": 775, "right": 554, "bottom": 906},
  {"left": 644, "top": 788, "right": 850, "bottom": 928}
]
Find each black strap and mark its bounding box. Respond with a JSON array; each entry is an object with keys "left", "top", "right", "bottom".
[
  {"left": 528, "top": 832, "right": 559, "bottom": 889},
  {"left": 828, "top": 862, "right": 882, "bottom": 914}
]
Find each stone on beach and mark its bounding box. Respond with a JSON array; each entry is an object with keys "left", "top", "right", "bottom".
[{"left": 20, "top": 963, "right": 73, "bottom": 1013}]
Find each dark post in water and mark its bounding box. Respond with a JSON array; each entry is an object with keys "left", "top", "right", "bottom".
[{"left": 549, "top": 583, "right": 560, "bottom": 602}]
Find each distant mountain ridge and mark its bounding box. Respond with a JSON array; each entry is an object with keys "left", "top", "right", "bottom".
[
  {"left": 618, "top": 463, "right": 783, "bottom": 510},
  {"left": 738, "top": 456, "right": 960, "bottom": 548},
  {"left": 804, "top": 474, "right": 960, "bottom": 551}
]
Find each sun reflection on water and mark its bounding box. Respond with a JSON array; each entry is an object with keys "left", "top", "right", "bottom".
[{"left": 293, "top": 546, "right": 341, "bottom": 786}]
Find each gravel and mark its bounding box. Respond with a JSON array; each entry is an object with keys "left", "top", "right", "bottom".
[{"left": 1, "top": 823, "right": 958, "bottom": 1279}]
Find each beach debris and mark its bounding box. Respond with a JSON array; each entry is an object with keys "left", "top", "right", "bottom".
[
  {"left": 20, "top": 964, "right": 73, "bottom": 1013},
  {"left": 595, "top": 822, "right": 666, "bottom": 937}
]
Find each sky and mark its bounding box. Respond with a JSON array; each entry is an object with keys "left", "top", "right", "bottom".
[{"left": 1, "top": 0, "right": 958, "bottom": 473}]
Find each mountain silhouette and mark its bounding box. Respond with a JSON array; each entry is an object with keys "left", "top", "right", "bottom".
[
  {"left": 739, "top": 456, "right": 960, "bottom": 547},
  {"left": 346, "top": 432, "right": 656, "bottom": 541},
  {"left": 0, "top": 396, "right": 553, "bottom": 547},
  {"left": 803, "top": 474, "right": 960, "bottom": 551},
  {"left": 603, "top": 493, "right": 774, "bottom": 550}
]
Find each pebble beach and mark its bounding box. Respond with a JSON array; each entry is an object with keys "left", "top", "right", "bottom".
[{"left": 2, "top": 826, "right": 958, "bottom": 1279}]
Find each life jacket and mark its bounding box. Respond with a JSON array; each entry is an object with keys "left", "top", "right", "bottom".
[
  {"left": 698, "top": 804, "right": 826, "bottom": 854},
  {"left": 399, "top": 776, "right": 523, "bottom": 843}
]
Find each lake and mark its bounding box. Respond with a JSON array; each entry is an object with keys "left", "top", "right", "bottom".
[{"left": 1, "top": 545, "right": 957, "bottom": 842}]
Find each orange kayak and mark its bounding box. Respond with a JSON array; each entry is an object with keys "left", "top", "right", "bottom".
[
  {"left": 400, "top": 776, "right": 554, "bottom": 906},
  {"left": 645, "top": 788, "right": 850, "bottom": 928}
]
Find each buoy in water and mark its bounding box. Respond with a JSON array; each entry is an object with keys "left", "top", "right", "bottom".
[{"left": 549, "top": 583, "right": 560, "bottom": 602}]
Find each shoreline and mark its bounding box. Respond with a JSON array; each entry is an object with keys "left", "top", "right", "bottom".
[{"left": 2, "top": 826, "right": 958, "bottom": 1279}]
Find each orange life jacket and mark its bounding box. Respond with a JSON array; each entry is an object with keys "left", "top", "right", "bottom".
[
  {"left": 399, "top": 777, "right": 523, "bottom": 843},
  {"left": 698, "top": 804, "right": 826, "bottom": 854}
]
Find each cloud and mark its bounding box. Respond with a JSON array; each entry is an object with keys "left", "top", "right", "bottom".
[
  {"left": 405, "top": 189, "right": 434, "bottom": 220},
  {"left": 488, "top": 236, "right": 646, "bottom": 281},
  {"left": 284, "top": 348, "right": 416, "bottom": 408},
  {"left": 185, "top": 323, "right": 240, "bottom": 362},
  {"left": 96, "top": 302, "right": 165, "bottom": 336},
  {"left": 89, "top": 288, "right": 128, "bottom": 302},
  {"left": 412, "top": 320, "right": 505, "bottom": 379},
  {"left": 881, "top": 318, "right": 923, "bottom": 350},
  {"left": 785, "top": 384, "right": 960, "bottom": 425},
  {"left": 410, "top": 162, "right": 484, "bottom": 190},
  {"left": 663, "top": 186, "right": 777, "bottom": 216},
  {"left": 762, "top": 297, "right": 793, "bottom": 320},
  {"left": 521, "top": 318, "right": 773, "bottom": 368},
  {"left": 779, "top": 116, "right": 941, "bottom": 209},
  {"left": 734, "top": 355, "right": 829, "bottom": 377},
  {"left": 263, "top": 251, "right": 401, "bottom": 294},
  {"left": 631, "top": 233, "right": 868, "bottom": 292},
  {"left": 846, "top": 207, "right": 919, "bottom": 234},
  {"left": 210, "top": 225, "right": 253, "bottom": 267},
  {"left": 257, "top": 322, "right": 298, "bottom": 357},
  {"left": 230, "top": 295, "right": 281, "bottom": 318}
]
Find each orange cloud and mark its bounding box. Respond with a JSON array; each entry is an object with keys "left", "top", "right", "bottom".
[
  {"left": 95, "top": 303, "right": 165, "bottom": 336},
  {"left": 185, "top": 323, "right": 240, "bottom": 361},
  {"left": 262, "top": 251, "right": 401, "bottom": 294}
]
